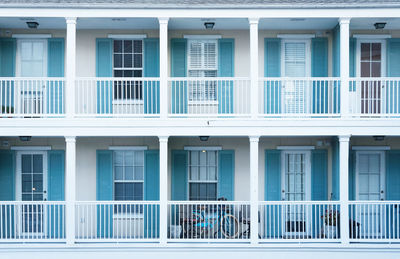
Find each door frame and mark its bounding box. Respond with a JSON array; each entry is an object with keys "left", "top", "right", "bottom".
[
  {"left": 15, "top": 38, "right": 48, "bottom": 77},
  {"left": 355, "top": 150, "right": 386, "bottom": 201},
  {"left": 356, "top": 39, "right": 387, "bottom": 78}
]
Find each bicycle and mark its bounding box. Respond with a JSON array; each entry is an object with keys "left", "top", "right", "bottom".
[{"left": 181, "top": 198, "right": 240, "bottom": 239}]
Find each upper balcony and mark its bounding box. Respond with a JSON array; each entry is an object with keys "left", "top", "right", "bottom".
[{"left": 0, "top": 17, "right": 399, "bottom": 121}]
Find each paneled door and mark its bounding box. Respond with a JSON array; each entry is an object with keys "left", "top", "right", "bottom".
[
  {"left": 16, "top": 39, "right": 48, "bottom": 114},
  {"left": 281, "top": 40, "right": 311, "bottom": 114},
  {"left": 357, "top": 40, "right": 386, "bottom": 114},
  {"left": 355, "top": 151, "right": 385, "bottom": 238},
  {"left": 16, "top": 151, "right": 48, "bottom": 237},
  {"left": 281, "top": 150, "right": 311, "bottom": 237}
]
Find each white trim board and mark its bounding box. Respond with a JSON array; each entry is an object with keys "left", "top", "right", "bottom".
[
  {"left": 107, "top": 34, "right": 147, "bottom": 39},
  {"left": 277, "top": 34, "right": 315, "bottom": 39},
  {"left": 277, "top": 146, "right": 315, "bottom": 150},
  {"left": 352, "top": 146, "right": 390, "bottom": 150},
  {"left": 353, "top": 34, "right": 391, "bottom": 39},
  {"left": 184, "top": 146, "right": 222, "bottom": 151},
  {"left": 12, "top": 34, "right": 52, "bottom": 39},
  {"left": 11, "top": 146, "right": 51, "bottom": 151},
  {"left": 108, "top": 146, "right": 148, "bottom": 151},
  {"left": 183, "top": 35, "right": 222, "bottom": 39}
]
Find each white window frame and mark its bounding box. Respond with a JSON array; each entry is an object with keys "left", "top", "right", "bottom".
[
  {"left": 112, "top": 38, "right": 144, "bottom": 104},
  {"left": 187, "top": 149, "right": 219, "bottom": 201},
  {"left": 355, "top": 150, "right": 386, "bottom": 201},
  {"left": 187, "top": 39, "right": 219, "bottom": 103},
  {"left": 112, "top": 150, "right": 145, "bottom": 202},
  {"left": 356, "top": 39, "right": 387, "bottom": 78},
  {"left": 15, "top": 38, "right": 48, "bottom": 77}
]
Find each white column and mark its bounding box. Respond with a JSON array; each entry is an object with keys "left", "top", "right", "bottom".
[
  {"left": 65, "top": 17, "right": 77, "bottom": 119},
  {"left": 159, "top": 18, "right": 169, "bottom": 119},
  {"left": 249, "top": 136, "right": 260, "bottom": 244},
  {"left": 249, "top": 18, "right": 259, "bottom": 119},
  {"left": 339, "top": 18, "right": 351, "bottom": 117},
  {"left": 65, "top": 136, "right": 76, "bottom": 245},
  {"left": 159, "top": 136, "right": 169, "bottom": 245},
  {"left": 339, "top": 135, "right": 350, "bottom": 244}
]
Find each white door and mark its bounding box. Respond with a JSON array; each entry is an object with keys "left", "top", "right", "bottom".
[
  {"left": 281, "top": 150, "right": 311, "bottom": 236},
  {"left": 356, "top": 40, "right": 386, "bottom": 114},
  {"left": 355, "top": 151, "right": 385, "bottom": 238},
  {"left": 16, "top": 151, "right": 48, "bottom": 237},
  {"left": 16, "top": 39, "right": 48, "bottom": 114},
  {"left": 281, "top": 40, "right": 311, "bottom": 114}
]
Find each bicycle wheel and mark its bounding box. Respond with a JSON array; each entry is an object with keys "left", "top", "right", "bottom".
[{"left": 221, "top": 214, "right": 239, "bottom": 239}]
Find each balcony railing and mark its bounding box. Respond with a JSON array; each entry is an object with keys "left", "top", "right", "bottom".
[
  {"left": 167, "top": 201, "right": 250, "bottom": 241},
  {"left": 168, "top": 77, "right": 251, "bottom": 117},
  {"left": 349, "top": 78, "right": 400, "bottom": 117},
  {"left": 258, "top": 201, "right": 341, "bottom": 241},
  {"left": 0, "top": 78, "right": 65, "bottom": 118},
  {"left": 258, "top": 78, "right": 341, "bottom": 117}
]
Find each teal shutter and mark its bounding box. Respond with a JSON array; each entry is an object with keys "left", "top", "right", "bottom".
[
  {"left": 96, "top": 150, "right": 113, "bottom": 238},
  {"left": 218, "top": 39, "right": 234, "bottom": 114},
  {"left": 265, "top": 150, "right": 281, "bottom": 201},
  {"left": 332, "top": 25, "right": 340, "bottom": 77},
  {"left": 144, "top": 150, "right": 160, "bottom": 238},
  {"left": 349, "top": 150, "right": 355, "bottom": 200},
  {"left": 386, "top": 150, "right": 400, "bottom": 200},
  {"left": 218, "top": 150, "right": 234, "bottom": 200},
  {"left": 331, "top": 137, "right": 339, "bottom": 201},
  {"left": 0, "top": 150, "right": 15, "bottom": 238},
  {"left": 264, "top": 38, "right": 281, "bottom": 114},
  {"left": 349, "top": 38, "right": 356, "bottom": 78},
  {"left": 311, "top": 150, "right": 328, "bottom": 201},
  {"left": 311, "top": 38, "right": 329, "bottom": 114},
  {"left": 143, "top": 38, "right": 160, "bottom": 114},
  {"left": 386, "top": 39, "right": 400, "bottom": 114},
  {"left": 47, "top": 150, "right": 65, "bottom": 239},
  {"left": 47, "top": 38, "right": 65, "bottom": 114},
  {"left": 171, "top": 39, "right": 187, "bottom": 114},
  {"left": 171, "top": 150, "right": 187, "bottom": 200},
  {"left": 96, "top": 38, "right": 113, "bottom": 114},
  {"left": 0, "top": 38, "right": 16, "bottom": 112}
]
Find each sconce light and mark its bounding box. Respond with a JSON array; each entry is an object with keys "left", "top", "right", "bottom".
[
  {"left": 204, "top": 22, "right": 215, "bottom": 30},
  {"left": 26, "top": 21, "right": 39, "bottom": 29},
  {"left": 19, "top": 136, "right": 32, "bottom": 142},
  {"left": 373, "top": 136, "right": 385, "bottom": 141},
  {"left": 374, "top": 22, "right": 386, "bottom": 30},
  {"left": 199, "top": 136, "right": 209, "bottom": 142}
]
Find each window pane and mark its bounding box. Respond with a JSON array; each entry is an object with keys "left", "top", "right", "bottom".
[
  {"left": 123, "top": 40, "right": 132, "bottom": 53},
  {"left": 114, "top": 70, "right": 123, "bottom": 77},
  {"left": 361, "top": 62, "right": 371, "bottom": 77},
  {"left": 114, "top": 183, "right": 125, "bottom": 200},
  {"left": 208, "top": 151, "right": 216, "bottom": 166},
  {"left": 32, "top": 155, "right": 42, "bottom": 173},
  {"left": 114, "top": 40, "right": 122, "bottom": 53},
  {"left": 133, "top": 183, "right": 143, "bottom": 200},
  {"left": 371, "top": 43, "right": 381, "bottom": 61},
  {"left": 190, "top": 151, "right": 199, "bottom": 166},
  {"left": 371, "top": 62, "right": 381, "bottom": 77},
  {"left": 189, "top": 183, "right": 199, "bottom": 201},
  {"left": 124, "top": 151, "right": 133, "bottom": 165},
  {"left": 114, "top": 166, "right": 124, "bottom": 180},
  {"left": 125, "top": 166, "right": 134, "bottom": 180},
  {"left": 114, "top": 54, "right": 122, "bottom": 68},
  {"left": 133, "top": 40, "right": 142, "bottom": 53},
  {"left": 114, "top": 151, "right": 123, "bottom": 165},
  {"left": 361, "top": 43, "right": 370, "bottom": 61},
  {"left": 22, "top": 174, "right": 32, "bottom": 192},
  {"left": 123, "top": 70, "right": 133, "bottom": 77},
  {"left": 33, "top": 174, "right": 43, "bottom": 192},
  {"left": 207, "top": 183, "right": 217, "bottom": 200},
  {"left": 134, "top": 151, "right": 144, "bottom": 165},
  {"left": 124, "top": 183, "right": 134, "bottom": 200},
  {"left": 22, "top": 194, "right": 33, "bottom": 201},
  {"left": 199, "top": 151, "right": 206, "bottom": 166},
  {"left": 22, "top": 155, "right": 32, "bottom": 173},
  {"left": 133, "top": 70, "right": 142, "bottom": 77},
  {"left": 190, "top": 166, "right": 199, "bottom": 181},
  {"left": 199, "top": 166, "right": 207, "bottom": 180},
  {"left": 134, "top": 54, "right": 142, "bottom": 68},
  {"left": 134, "top": 166, "right": 144, "bottom": 180},
  {"left": 208, "top": 166, "right": 217, "bottom": 181},
  {"left": 124, "top": 54, "right": 133, "bottom": 68}
]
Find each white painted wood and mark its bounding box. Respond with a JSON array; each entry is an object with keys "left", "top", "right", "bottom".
[
  {"left": 249, "top": 18, "right": 259, "bottom": 119},
  {"left": 339, "top": 135, "right": 350, "bottom": 244},
  {"left": 277, "top": 34, "right": 315, "bottom": 39},
  {"left": 184, "top": 146, "right": 222, "bottom": 151},
  {"left": 339, "top": 18, "right": 350, "bottom": 117},
  {"left": 11, "top": 146, "right": 51, "bottom": 151},
  {"left": 108, "top": 146, "right": 148, "bottom": 151},
  {"left": 277, "top": 146, "right": 315, "bottom": 150},
  {"left": 249, "top": 136, "right": 259, "bottom": 244},
  {"left": 356, "top": 39, "right": 387, "bottom": 78},
  {"left": 158, "top": 136, "right": 168, "bottom": 245},
  {"left": 159, "top": 18, "right": 169, "bottom": 119},
  {"left": 107, "top": 34, "right": 147, "bottom": 39},
  {"left": 65, "top": 136, "right": 76, "bottom": 245},
  {"left": 12, "top": 34, "right": 52, "bottom": 39},
  {"left": 353, "top": 34, "right": 391, "bottom": 39},
  {"left": 352, "top": 146, "right": 390, "bottom": 151},
  {"left": 65, "top": 17, "right": 76, "bottom": 119},
  {"left": 183, "top": 35, "right": 222, "bottom": 39}
]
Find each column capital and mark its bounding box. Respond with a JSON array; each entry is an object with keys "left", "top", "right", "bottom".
[
  {"left": 338, "top": 18, "right": 351, "bottom": 25},
  {"left": 65, "top": 17, "right": 77, "bottom": 24},
  {"left": 338, "top": 135, "right": 351, "bottom": 142},
  {"left": 65, "top": 136, "right": 76, "bottom": 143},
  {"left": 249, "top": 136, "right": 260, "bottom": 142},
  {"left": 158, "top": 17, "right": 169, "bottom": 24},
  {"left": 158, "top": 136, "right": 169, "bottom": 142},
  {"left": 248, "top": 17, "right": 259, "bottom": 25}
]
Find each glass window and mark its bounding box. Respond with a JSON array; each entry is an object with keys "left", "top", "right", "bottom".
[
  {"left": 113, "top": 150, "right": 144, "bottom": 201},
  {"left": 187, "top": 40, "right": 218, "bottom": 101},
  {"left": 188, "top": 150, "right": 218, "bottom": 201},
  {"left": 113, "top": 39, "right": 143, "bottom": 100}
]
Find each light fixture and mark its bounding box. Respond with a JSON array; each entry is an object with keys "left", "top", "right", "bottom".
[
  {"left": 26, "top": 21, "right": 39, "bottom": 29},
  {"left": 374, "top": 22, "right": 386, "bottom": 30},
  {"left": 199, "top": 136, "right": 209, "bottom": 142},
  {"left": 373, "top": 136, "right": 385, "bottom": 141},
  {"left": 19, "top": 136, "right": 32, "bottom": 142},
  {"left": 204, "top": 22, "right": 215, "bottom": 30}
]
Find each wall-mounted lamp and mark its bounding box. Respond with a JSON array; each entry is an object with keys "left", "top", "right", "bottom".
[
  {"left": 373, "top": 136, "right": 385, "bottom": 141},
  {"left": 19, "top": 136, "right": 32, "bottom": 142},
  {"left": 26, "top": 21, "right": 39, "bottom": 29},
  {"left": 374, "top": 22, "right": 386, "bottom": 30},
  {"left": 204, "top": 22, "right": 215, "bottom": 30},
  {"left": 199, "top": 136, "right": 209, "bottom": 142}
]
